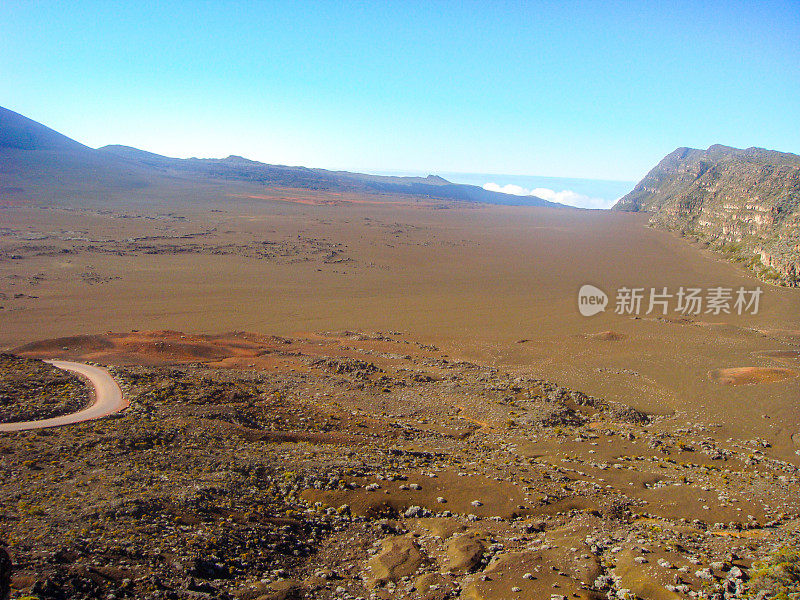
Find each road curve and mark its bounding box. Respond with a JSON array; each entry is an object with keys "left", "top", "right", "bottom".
[{"left": 0, "top": 360, "right": 128, "bottom": 432}]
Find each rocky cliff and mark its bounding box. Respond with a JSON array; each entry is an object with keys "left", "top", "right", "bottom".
[{"left": 614, "top": 144, "right": 800, "bottom": 286}]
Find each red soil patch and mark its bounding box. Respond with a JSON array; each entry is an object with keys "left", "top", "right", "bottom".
[
  {"left": 16, "top": 331, "right": 232, "bottom": 365},
  {"left": 709, "top": 366, "right": 798, "bottom": 386},
  {"left": 13, "top": 330, "right": 434, "bottom": 373},
  {"left": 228, "top": 193, "right": 406, "bottom": 207},
  {"left": 226, "top": 192, "right": 448, "bottom": 209}
]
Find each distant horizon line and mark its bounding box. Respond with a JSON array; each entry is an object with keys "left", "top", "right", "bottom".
[
  {"left": 361, "top": 168, "right": 638, "bottom": 185},
  {"left": 5, "top": 104, "right": 784, "bottom": 186},
  {"left": 93, "top": 140, "right": 635, "bottom": 184}
]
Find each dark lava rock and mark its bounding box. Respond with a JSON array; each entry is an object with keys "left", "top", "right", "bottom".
[
  {"left": 191, "top": 557, "right": 231, "bottom": 580},
  {"left": 0, "top": 546, "right": 10, "bottom": 600}
]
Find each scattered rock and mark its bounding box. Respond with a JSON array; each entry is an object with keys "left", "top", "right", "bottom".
[
  {"left": 444, "top": 533, "right": 486, "bottom": 573},
  {"left": 366, "top": 535, "right": 427, "bottom": 588}
]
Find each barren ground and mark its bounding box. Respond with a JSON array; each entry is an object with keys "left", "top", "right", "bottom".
[{"left": 1, "top": 188, "right": 799, "bottom": 599}]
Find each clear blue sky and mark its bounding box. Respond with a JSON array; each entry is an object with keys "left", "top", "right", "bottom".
[{"left": 2, "top": 0, "right": 798, "bottom": 181}]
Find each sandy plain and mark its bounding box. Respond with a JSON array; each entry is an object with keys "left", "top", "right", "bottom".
[
  {"left": 3, "top": 185, "right": 800, "bottom": 599},
  {"left": 1, "top": 188, "right": 799, "bottom": 461}
]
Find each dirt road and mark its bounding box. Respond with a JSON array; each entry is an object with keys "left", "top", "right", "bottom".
[{"left": 0, "top": 360, "right": 127, "bottom": 432}]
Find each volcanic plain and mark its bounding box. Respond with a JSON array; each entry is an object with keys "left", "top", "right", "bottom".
[{"left": 2, "top": 190, "right": 800, "bottom": 600}]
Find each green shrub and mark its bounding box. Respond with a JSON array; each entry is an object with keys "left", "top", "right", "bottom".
[{"left": 747, "top": 546, "right": 800, "bottom": 599}]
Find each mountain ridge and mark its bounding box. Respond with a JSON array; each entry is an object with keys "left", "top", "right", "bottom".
[{"left": 0, "top": 106, "right": 563, "bottom": 208}]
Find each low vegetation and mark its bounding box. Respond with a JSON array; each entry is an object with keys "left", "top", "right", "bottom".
[
  {"left": 747, "top": 547, "right": 800, "bottom": 599},
  {"left": 1, "top": 331, "right": 799, "bottom": 599}
]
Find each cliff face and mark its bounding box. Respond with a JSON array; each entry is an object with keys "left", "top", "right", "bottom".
[{"left": 614, "top": 145, "right": 800, "bottom": 286}]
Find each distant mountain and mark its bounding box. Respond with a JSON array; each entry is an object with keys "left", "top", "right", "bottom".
[
  {"left": 0, "top": 106, "right": 88, "bottom": 152},
  {"left": 0, "top": 107, "right": 168, "bottom": 199},
  {"left": 614, "top": 144, "right": 800, "bottom": 286},
  {"left": 97, "top": 145, "right": 559, "bottom": 206},
  {"left": 0, "top": 106, "right": 563, "bottom": 208}
]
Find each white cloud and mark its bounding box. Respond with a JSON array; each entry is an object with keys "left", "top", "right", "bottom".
[
  {"left": 483, "top": 182, "right": 616, "bottom": 209},
  {"left": 482, "top": 182, "right": 530, "bottom": 196}
]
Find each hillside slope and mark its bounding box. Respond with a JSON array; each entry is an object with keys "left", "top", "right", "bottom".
[
  {"left": 0, "top": 105, "right": 561, "bottom": 208},
  {"left": 614, "top": 144, "right": 800, "bottom": 286},
  {"left": 0, "top": 106, "right": 90, "bottom": 152},
  {"left": 0, "top": 107, "right": 176, "bottom": 200}
]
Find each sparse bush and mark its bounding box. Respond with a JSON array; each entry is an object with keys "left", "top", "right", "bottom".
[{"left": 746, "top": 546, "right": 800, "bottom": 599}]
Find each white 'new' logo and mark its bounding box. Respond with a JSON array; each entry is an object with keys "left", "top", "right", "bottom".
[{"left": 578, "top": 284, "right": 608, "bottom": 316}]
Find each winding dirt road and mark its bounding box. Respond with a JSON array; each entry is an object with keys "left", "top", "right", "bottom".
[{"left": 0, "top": 360, "right": 128, "bottom": 432}]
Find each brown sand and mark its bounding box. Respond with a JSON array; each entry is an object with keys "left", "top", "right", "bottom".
[{"left": 1, "top": 190, "right": 800, "bottom": 461}]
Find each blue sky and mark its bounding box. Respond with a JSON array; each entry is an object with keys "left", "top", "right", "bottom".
[{"left": 2, "top": 0, "right": 798, "bottom": 187}]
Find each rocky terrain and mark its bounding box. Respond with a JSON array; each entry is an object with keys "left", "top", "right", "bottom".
[
  {"left": 2, "top": 330, "right": 799, "bottom": 600},
  {"left": 613, "top": 145, "right": 800, "bottom": 286},
  {"left": 0, "top": 354, "right": 89, "bottom": 423},
  {"left": 0, "top": 224, "right": 351, "bottom": 268}
]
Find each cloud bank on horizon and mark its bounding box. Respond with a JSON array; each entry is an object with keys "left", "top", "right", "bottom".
[{"left": 483, "top": 182, "right": 617, "bottom": 209}]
